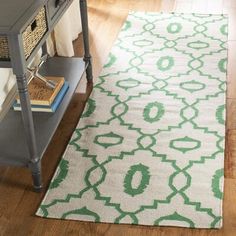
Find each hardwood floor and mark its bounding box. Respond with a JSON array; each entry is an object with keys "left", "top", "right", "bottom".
[{"left": 1, "top": 0, "right": 236, "bottom": 235}]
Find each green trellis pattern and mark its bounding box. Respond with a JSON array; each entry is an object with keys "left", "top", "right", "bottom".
[{"left": 37, "top": 12, "right": 227, "bottom": 228}]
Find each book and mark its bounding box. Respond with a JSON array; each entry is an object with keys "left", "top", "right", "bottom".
[
  {"left": 15, "top": 76, "right": 65, "bottom": 106},
  {"left": 13, "top": 81, "right": 69, "bottom": 113}
]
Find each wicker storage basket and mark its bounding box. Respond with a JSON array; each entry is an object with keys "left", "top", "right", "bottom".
[
  {"left": 0, "top": 7, "right": 47, "bottom": 61},
  {"left": 0, "top": 36, "right": 9, "bottom": 60}
]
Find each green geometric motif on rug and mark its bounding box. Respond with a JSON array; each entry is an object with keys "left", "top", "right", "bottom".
[{"left": 37, "top": 12, "right": 227, "bottom": 229}]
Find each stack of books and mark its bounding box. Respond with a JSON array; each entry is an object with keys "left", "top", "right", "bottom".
[{"left": 13, "top": 76, "right": 69, "bottom": 112}]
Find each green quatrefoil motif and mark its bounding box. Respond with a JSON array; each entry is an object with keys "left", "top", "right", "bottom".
[
  {"left": 154, "top": 212, "right": 195, "bottom": 227},
  {"left": 104, "top": 53, "right": 117, "bottom": 68},
  {"left": 133, "top": 39, "right": 154, "bottom": 47},
  {"left": 94, "top": 132, "right": 124, "bottom": 149},
  {"left": 167, "top": 23, "right": 182, "bottom": 34},
  {"left": 116, "top": 78, "right": 141, "bottom": 90},
  {"left": 220, "top": 24, "right": 228, "bottom": 36},
  {"left": 218, "top": 58, "right": 227, "bottom": 73},
  {"left": 123, "top": 164, "right": 151, "bottom": 197},
  {"left": 81, "top": 99, "right": 96, "bottom": 118},
  {"left": 156, "top": 56, "right": 174, "bottom": 71},
  {"left": 49, "top": 160, "right": 69, "bottom": 189},
  {"left": 211, "top": 169, "right": 224, "bottom": 200},
  {"left": 143, "top": 102, "right": 165, "bottom": 123},
  {"left": 216, "top": 105, "right": 225, "bottom": 125},
  {"left": 187, "top": 40, "right": 209, "bottom": 49},
  {"left": 180, "top": 80, "right": 206, "bottom": 93},
  {"left": 169, "top": 136, "right": 201, "bottom": 153}
]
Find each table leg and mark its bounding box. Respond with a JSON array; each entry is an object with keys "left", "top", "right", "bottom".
[
  {"left": 16, "top": 74, "right": 42, "bottom": 192},
  {"left": 80, "top": 0, "right": 93, "bottom": 82}
]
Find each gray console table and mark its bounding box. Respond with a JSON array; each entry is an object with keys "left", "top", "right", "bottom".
[{"left": 0, "top": 0, "right": 93, "bottom": 191}]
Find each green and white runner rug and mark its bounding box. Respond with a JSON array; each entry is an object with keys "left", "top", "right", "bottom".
[{"left": 37, "top": 12, "right": 227, "bottom": 228}]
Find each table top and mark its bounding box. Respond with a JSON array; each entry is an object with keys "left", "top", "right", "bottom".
[{"left": 0, "top": 0, "right": 44, "bottom": 32}]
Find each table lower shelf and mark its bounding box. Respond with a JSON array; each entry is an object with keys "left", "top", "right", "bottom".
[{"left": 0, "top": 57, "right": 86, "bottom": 166}]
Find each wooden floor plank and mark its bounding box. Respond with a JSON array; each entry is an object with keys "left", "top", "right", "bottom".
[
  {"left": 226, "top": 41, "right": 236, "bottom": 99},
  {"left": 160, "top": 0, "right": 175, "bottom": 12},
  {"left": 227, "top": 99, "right": 236, "bottom": 130},
  {"left": 223, "top": 4, "right": 236, "bottom": 41},
  {"left": 225, "top": 130, "right": 236, "bottom": 178}
]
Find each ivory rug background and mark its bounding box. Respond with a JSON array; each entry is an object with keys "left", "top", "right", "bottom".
[{"left": 37, "top": 12, "right": 227, "bottom": 228}]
